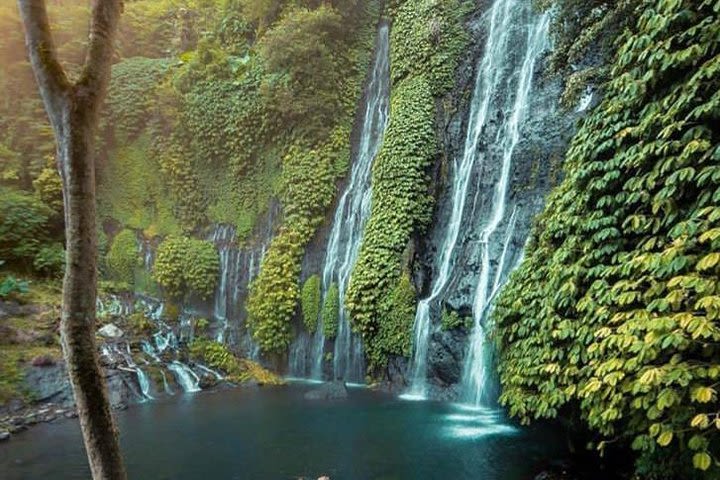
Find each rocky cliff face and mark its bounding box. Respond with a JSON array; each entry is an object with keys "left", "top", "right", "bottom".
[{"left": 402, "top": 3, "right": 587, "bottom": 400}]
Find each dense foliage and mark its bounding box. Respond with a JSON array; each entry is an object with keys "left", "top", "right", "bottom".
[
  {"left": 189, "top": 338, "right": 283, "bottom": 385},
  {"left": 153, "top": 236, "right": 219, "bottom": 299},
  {"left": 246, "top": 1, "right": 379, "bottom": 353},
  {"left": 301, "top": 275, "right": 321, "bottom": 334},
  {"left": 0, "top": 188, "right": 54, "bottom": 271},
  {"left": 106, "top": 230, "right": 140, "bottom": 285},
  {"left": 322, "top": 282, "right": 340, "bottom": 340},
  {"left": 495, "top": 1, "right": 720, "bottom": 478},
  {"left": 345, "top": 0, "right": 470, "bottom": 371}
]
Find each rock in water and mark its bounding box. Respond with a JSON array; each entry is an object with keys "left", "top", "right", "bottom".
[
  {"left": 98, "top": 323, "right": 124, "bottom": 339},
  {"left": 0, "top": 431, "right": 10, "bottom": 442},
  {"left": 304, "top": 381, "right": 348, "bottom": 400}
]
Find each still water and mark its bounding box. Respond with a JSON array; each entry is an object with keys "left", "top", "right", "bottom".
[{"left": 0, "top": 384, "right": 563, "bottom": 479}]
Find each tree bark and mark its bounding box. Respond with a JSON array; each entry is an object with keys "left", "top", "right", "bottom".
[{"left": 16, "top": 1, "right": 127, "bottom": 479}]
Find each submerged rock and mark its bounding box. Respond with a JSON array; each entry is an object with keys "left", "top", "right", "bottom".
[{"left": 304, "top": 381, "right": 348, "bottom": 400}]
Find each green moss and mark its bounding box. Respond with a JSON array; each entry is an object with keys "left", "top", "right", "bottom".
[
  {"left": 189, "top": 338, "right": 284, "bottom": 385},
  {"left": 98, "top": 133, "right": 180, "bottom": 237},
  {"left": 301, "top": 274, "right": 321, "bottom": 334},
  {"left": 321, "top": 282, "right": 339, "bottom": 339}
]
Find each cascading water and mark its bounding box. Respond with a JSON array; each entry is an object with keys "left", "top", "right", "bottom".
[
  {"left": 208, "top": 225, "right": 239, "bottom": 344},
  {"left": 169, "top": 361, "right": 202, "bottom": 393},
  {"left": 405, "top": 0, "right": 550, "bottom": 400},
  {"left": 289, "top": 22, "right": 390, "bottom": 382},
  {"left": 136, "top": 368, "right": 154, "bottom": 400},
  {"left": 460, "top": 5, "right": 550, "bottom": 407},
  {"left": 207, "top": 222, "right": 272, "bottom": 353}
]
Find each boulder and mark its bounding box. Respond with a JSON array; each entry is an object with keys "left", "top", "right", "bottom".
[
  {"left": 24, "top": 363, "right": 74, "bottom": 407},
  {"left": 304, "top": 381, "right": 348, "bottom": 400},
  {"left": 198, "top": 373, "right": 218, "bottom": 389},
  {"left": 0, "top": 431, "right": 10, "bottom": 442},
  {"left": 98, "top": 323, "right": 124, "bottom": 339},
  {"left": 31, "top": 354, "right": 56, "bottom": 367}
]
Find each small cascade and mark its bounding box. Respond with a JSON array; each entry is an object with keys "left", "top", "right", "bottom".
[
  {"left": 168, "top": 361, "right": 202, "bottom": 393},
  {"left": 405, "top": 0, "right": 550, "bottom": 400},
  {"left": 141, "top": 340, "right": 161, "bottom": 362},
  {"left": 297, "top": 22, "right": 390, "bottom": 382},
  {"left": 135, "top": 368, "right": 154, "bottom": 400},
  {"left": 206, "top": 222, "right": 272, "bottom": 354},
  {"left": 160, "top": 370, "right": 174, "bottom": 395},
  {"left": 288, "top": 333, "right": 312, "bottom": 377},
  {"left": 208, "top": 225, "right": 239, "bottom": 344}
]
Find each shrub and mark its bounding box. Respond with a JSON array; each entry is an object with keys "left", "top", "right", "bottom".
[
  {"left": 33, "top": 243, "right": 65, "bottom": 278},
  {"left": 153, "top": 235, "right": 219, "bottom": 299},
  {"left": 189, "top": 338, "right": 283, "bottom": 385},
  {"left": 0, "top": 187, "right": 52, "bottom": 264},
  {"left": 0, "top": 275, "right": 29, "bottom": 299},
  {"left": 301, "top": 274, "right": 321, "bottom": 334},
  {"left": 106, "top": 229, "right": 139, "bottom": 284}
]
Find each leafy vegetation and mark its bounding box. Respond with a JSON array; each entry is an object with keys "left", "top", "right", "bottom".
[
  {"left": 345, "top": 0, "right": 470, "bottom": 371},
  {"left": 495, "top": 1, "right": 720, "bottom": 478},
  {"left": 301, "top": 275, "right": 321, "bottom": 334},
  {"left": 189, "top": 338, "right": 283, "bottom": 385},
  {"left": 246, "top": 1, "right": 380, "bottom": 353},
  {"left": 153, "top": 236, "right": 219, "bottom": 299},
  {"left": 441, "top": 309, "right": 470, "bottom": 331},
  {"left": 106, "top": 230, "right": 139, "bottom": 285},
  {"left": 322, "top": 282, "right": 340, "bottom": 339}
]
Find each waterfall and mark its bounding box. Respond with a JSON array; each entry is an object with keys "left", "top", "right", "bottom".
[
  {"left": 161, "top": 370, "right": 174, "bottom": 395},
  {"left": 405, "top": 0, "right": 550, "bottom": 399},
  {"left": 207, "top": 222, "right": 271, "bottom": 353},
  {"left": 461, "top": 6, "right": 550, "bottom": 407},
  {"left": 209, "top": 225, "right": 238, "bottom": 344},
  {"left": 297, "top": 22, "right": 390, "bottom": 382},
  {"left": 135, "top": 368, "right": 154, "bottom": 400},
  {"left": 169, "top": 361, "right": 201, "bottom": 393}
]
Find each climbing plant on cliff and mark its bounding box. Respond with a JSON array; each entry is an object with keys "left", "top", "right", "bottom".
[
  {"left": 301, "top": 274, "right": 321, "bottom": 334},
  {"left": 106, "top": 229, "right": 139, "bottom": 285},
  {"left": 346, "top": 76, "right": 436, "bottom": 369},
  {"left": 342, "top": 0, "right": 470, "bottom": 372},
  {"left": 246, "top": 2, "right": 378, "bottom": 354},
  {"left": 494, "top": 1, "right": 720, "bottom": 478}
]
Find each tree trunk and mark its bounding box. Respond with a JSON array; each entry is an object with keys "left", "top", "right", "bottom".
[
  {"left": 56, "top": 92, "right": 127, "bottom": 480},
  {"left": 17, "top": 1, "right": 126, "bottom": 478}
]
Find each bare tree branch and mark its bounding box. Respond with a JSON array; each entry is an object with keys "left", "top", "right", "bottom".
[
  {"left": 16, "top": 0, "right": 70, "bottom": 123},
  {"left": 77, "top": 0, "right": 123, "bottom": 112}
]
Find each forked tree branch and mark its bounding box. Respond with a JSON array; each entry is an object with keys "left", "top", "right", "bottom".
[
  {"left": 16, "top": 0, "right": 70, "bottom": 123},
  {"left": 77, "top": 0, "right": 123, "bottom": 112}
]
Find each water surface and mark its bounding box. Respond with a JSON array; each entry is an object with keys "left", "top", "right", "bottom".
[{"left": 0, "top": 384, "right": 563, "bottom": 479}]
